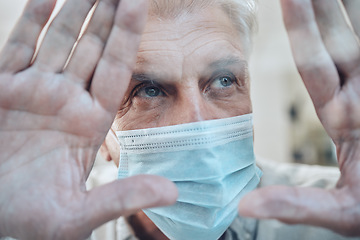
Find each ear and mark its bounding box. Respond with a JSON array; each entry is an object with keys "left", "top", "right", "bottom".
[
  {"left": 99, "top": 141, "right": 112, "bottom": 162},
  {"left": 99, "top": 130, "right": 120, "bottom": 167}
]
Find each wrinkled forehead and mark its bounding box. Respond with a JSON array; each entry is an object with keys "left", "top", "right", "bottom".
[
  {"left": 136, "top": 5, "right": 247, "bottom": 78},
  {"left": 148, "top": 0, "right": 221, "bottom": 20}
]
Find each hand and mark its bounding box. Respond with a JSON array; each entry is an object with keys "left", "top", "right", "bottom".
[
  {"left": 239, "top": 0, "right": 360, "bottom": 236},
  {"left": 0, "top": 0, "right": 177, "bottom": 239}
]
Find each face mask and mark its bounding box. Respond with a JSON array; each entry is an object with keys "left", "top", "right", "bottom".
[{"left": 116, "top": 114, "right": 262, "bottom": 240}]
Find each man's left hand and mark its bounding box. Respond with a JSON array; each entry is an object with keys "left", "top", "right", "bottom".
[{"left": 239, "top": 0, "right": 360, "bottom": 236}]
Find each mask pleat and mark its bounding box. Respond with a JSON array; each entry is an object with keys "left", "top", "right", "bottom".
[
  {"left": 119, "top": 138, "right": 255, "bottom": 181},
  {"left": 147, "top": 166, "right": 261, "bottom": 228},
  {"left": 175, "top": 164, "right": 258, "bottom": 207}
]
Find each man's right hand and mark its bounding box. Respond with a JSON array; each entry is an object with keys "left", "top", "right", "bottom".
[{"left": 0, "top": 0, "right": 177, "bottom": 239}]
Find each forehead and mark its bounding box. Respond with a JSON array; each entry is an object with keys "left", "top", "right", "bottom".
[{"left": 136, "top": 5, "right": 246, "bottom": 74}]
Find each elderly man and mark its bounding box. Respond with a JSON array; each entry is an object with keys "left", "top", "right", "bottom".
[{"left": 0, "top": 0, "right": 359, "bottom": 240}]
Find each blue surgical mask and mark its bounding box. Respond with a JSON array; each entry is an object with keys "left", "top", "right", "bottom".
[{"left": 116, "top": 114, "right": 262, "bottom": 240}]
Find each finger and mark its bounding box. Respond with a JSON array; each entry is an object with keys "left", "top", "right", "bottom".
[
  {"left": 342, "top": 0, "right": 360, "bottom": 38},
  {"left": 280, "top": 0, "right": 339, "bottom": 109},
  {"left": 83, "top": 175, "right": 177, "bottom": 236},
  {"left": 91, "top": 0, "right": 149, "bottom": 112},
  {"left": 0, "top": 0, "right": 56, "bottom": 73},
  {"left": 64, "top": 0, "right": 118, "bottom": 86},
  {"left": 313, "top": 0, "right": 360, "bottom": 78},
  {"left": 238, "top": 186, "right": 359, "bottom": 236},
  {"left": 33, "top": 0, "right": 97, "bottom": 72}
]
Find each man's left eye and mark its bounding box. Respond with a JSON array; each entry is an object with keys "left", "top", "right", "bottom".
[{"left": 211, "top": 75, "right": 235, "bottom": 89}]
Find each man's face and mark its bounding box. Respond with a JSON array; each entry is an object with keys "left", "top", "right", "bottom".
[{"left": 113, "top": 5, "right": 252, "bottom": 131}]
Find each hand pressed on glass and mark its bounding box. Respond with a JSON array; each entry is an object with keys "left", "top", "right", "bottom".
[
  {"left": 239, "top": 0, "right": 360, "bottom": 236},
  {"left": 0, "top": 0, "right": 177, "bottom": 239}
]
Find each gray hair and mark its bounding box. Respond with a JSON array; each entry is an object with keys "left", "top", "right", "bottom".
[{"left": 149, "top": 0, "right": 258, "bottom": 57}]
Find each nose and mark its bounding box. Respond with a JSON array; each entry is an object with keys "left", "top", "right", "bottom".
[{"left": 168, "top": 87, "right": 210, "bottom": 125}]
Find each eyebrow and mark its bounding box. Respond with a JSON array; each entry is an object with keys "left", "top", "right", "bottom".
[
  {"left": 131, "top": 56, "right": 248, "bottom": 84},
  {"left": 130, "top": 72, "right": 173, "bottom": 90},
  {"left": 131, "top": 73, "right": 155, "bottom": 83},
  {"left": 208, "top": 56, "right": 247, "bottom": 71}
]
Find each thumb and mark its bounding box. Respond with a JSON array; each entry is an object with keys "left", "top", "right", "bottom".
[
  {"left": 83, "top": 175, "right": 177, "bottom": 234},
  {"left": 238, "top": 186, "right": 350, "bottom": 233}
]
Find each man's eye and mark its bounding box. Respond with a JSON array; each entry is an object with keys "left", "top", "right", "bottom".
[
  {"left": 210, "top": 75, "right": 235, "bottom": 89},
  {"left": 135, "top": 85, "right": 163, "bottom": 98}
]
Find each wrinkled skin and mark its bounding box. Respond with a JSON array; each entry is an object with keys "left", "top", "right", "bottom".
[
  {"left": 239, "top": 0, "right": 360, "bottom": 236},
  {"left": 0, "top": 0, "right": 359, "bottom": 240},
  {"left": 114, "top": 6, "right": 252, "bottom": 131}
]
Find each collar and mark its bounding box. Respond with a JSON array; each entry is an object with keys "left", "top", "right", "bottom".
[{"left": 116, "top": 215, "right": 258, "bottom": 240}]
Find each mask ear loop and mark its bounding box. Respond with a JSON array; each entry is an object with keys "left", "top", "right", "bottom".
[
  {"left": 109, "top": 127, "right": 118, "bottom": 141},
  {"left": 109, "top": 127, "right": 122, "bottom": 165}
]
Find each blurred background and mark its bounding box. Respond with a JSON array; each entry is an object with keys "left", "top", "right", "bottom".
[
  {"left": 250, "top": 0, "right": 337, "bottom": 166},
  {"left": 0, "top": 0, "right": 337, "bottom": 167}
]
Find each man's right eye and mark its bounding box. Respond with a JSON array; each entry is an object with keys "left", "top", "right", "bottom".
[{"left": 135, "top": 85, "right": 164, "bottom": 98}]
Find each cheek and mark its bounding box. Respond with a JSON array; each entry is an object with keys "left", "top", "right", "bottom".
[
  {"left": 205, "top": 86, "right": 252, "bottom": 117},
  {"left": 131, "top": 97, "right": 166, "bottom": 112},
  {"left": 209, "top": 96, "right": 252, "bottom": 118},
  {"left": 114, "top": 98, "right": 171, "bottom": 130}
]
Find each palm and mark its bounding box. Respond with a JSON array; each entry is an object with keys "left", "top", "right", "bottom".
[
  {"left": 239, "top": 0, "right": 360, "bottom": 236},
  {"left": 0, "top": 74, "right": 98, "bottom": 238},
  {"left": 5, "top": 71, "right": 112, "bottom": 141},
  {"left": 0, "top": 1, "right": 176, "bottom": 239},
  {"left": 0, "top": 71, "right": 108, "bottom": 197},
  {"left": 313, "top": 67, "right": 360, "bottom": 235},
  {"left": 322, "top": 80, "right": 360, "bottom": 141}
]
